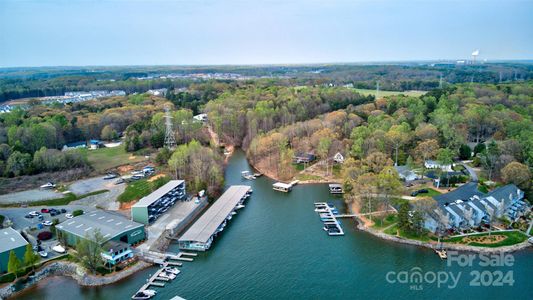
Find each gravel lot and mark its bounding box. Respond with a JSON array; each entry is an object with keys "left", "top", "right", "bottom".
[{"left": 0, "top": 189, "right": 64, "bottom": 204}]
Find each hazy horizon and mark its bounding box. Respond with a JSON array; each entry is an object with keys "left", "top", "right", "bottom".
[{"left": 1, "top": 0, "right": 532, "bottom": 67}]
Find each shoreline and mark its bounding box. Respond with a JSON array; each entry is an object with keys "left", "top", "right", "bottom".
[
  {"left": 345, "top": 203, "right": 532, "bottom": 254},
  {"left": 0, "top": 260, "right": 153, "bottom": 299}
]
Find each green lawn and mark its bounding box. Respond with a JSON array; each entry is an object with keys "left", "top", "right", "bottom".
[
  {"left": 442, "top": 231, "right": 528, "bottom": 248},
  {"left": 382, "top": 224, "right": 431, "bottom": 241},
  {"left": 118, "top": 176, "right": 170, "bottom": 203},
  {"left": 353, "top": 88, "right": 427, "bottom": 97},
  {"left": 296, "top": 173, "right": 322, "bottom": 181},
  {"left": 414, "top": 188, "right": 441, "bottom": 197},
  {"left": 372, "top": 213, "right": 398, "bottom": 229},
  {"left": 84, "top": 145, "right": 147, "bottom": 173}
]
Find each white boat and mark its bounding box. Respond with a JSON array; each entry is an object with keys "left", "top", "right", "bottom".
[
  {"left": 236, "top": 204, "right": 245, "bottom": 210},
  {"left": 159, "top": 271, "right": 176, "bottom": 280},
  {"left": 231, "top": 211, "right": 237, "bottom": 215},
  {"left": 314, "top": 207, "right": 328, "bottom": 213},
  {"left": 52, "top": 245, "right": 66, "bottom": 253},
  {"left": 143, "top": 290, "right": 157, "bottom": 296},
  {"left": 132, "top": 292, "right": 152, "bottom": 300},
  {"left": 40, "top": 182, "right": 56, "bottom": 189},
  {"left": 163, "top": 267, "right": 180, "bottom": 275}
]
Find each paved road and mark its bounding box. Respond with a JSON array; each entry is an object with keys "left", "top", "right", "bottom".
[
  {"left": 68, "top": 176, "right": 118, "bottom": 195},
  {"left": 460, "top": 162, "right": 478, "bottom": 182}
]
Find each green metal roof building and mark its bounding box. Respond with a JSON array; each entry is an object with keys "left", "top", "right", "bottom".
[
  {"left": 131, "top": 180, "right": 186, "bottom": 224},
  {"left": 0, "top": 228, "right": 29, "bottom": 273},
  {"left": 56, "top": 210, "right": 145, "bottom": 247}
]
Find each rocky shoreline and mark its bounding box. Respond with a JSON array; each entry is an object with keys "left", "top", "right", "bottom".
[
  {"left": 0, "top": 260, "right": 152, "bottom": 300},
  {"left": 356, "top": 222, "right": 532, "bottom": 254}
]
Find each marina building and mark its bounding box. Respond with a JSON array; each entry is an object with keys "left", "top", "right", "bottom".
[
  {"left": 178, "top": 185, "right": 251, "bottom": 251},
  {"left": 0, "top": 228, "right": 29, "bottom": 273},
  {"left": 131, "top": 180, "right": 186, "bottom": 224},
  {"left": 56, "top": 210, "right": 145, "bottom": 247}
]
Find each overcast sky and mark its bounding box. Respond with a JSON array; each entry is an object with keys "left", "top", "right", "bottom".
[{"left": 1, "top": 0, "right": 532, "bottom": 67}]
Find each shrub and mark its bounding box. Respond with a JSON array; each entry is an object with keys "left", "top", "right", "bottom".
[{"left": 72, "top": 209, "right": 84, "bottom": 217}]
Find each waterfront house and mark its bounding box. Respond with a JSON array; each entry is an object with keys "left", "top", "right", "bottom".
[
  {"left": 293, "top": 152, "right": 316, "bottom": 164},
  {"left": 423, "top": 183, "right": 528, "bottom": 233},
  {"left": 101, "top": 240, "right": 134, "bottom": 266}
]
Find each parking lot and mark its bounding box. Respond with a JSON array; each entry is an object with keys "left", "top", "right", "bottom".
[{"left": 2, "top": 205, "right": 91, "bottom": 231}]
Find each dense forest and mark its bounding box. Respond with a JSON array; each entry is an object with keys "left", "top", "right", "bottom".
[{"left": 1, "top": 63, "right": 532, "bottom": 102}]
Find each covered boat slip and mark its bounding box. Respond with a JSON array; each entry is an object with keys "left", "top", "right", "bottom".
[{"left": 178, "top": 185, "right": 251, "bottom": 251}]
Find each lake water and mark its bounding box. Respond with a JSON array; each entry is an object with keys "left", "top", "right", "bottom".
[{"left": 13, "top": 150, "right": 533, "bottom": 299}]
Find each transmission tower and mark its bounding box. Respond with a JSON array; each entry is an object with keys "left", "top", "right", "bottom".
[
  {"left": 164, "top": 106, "right": 176, "bottom": 149},
  {"left": 439, "top": 74, "right": 443, "bottom": 89},
  {"left": 376, "top": 80, "right": 380, "bottom": 99}
]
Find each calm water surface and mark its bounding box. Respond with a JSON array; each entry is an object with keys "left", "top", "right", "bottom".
[{"left": 14, "top": 150, "right": 533, "bottom": 300}]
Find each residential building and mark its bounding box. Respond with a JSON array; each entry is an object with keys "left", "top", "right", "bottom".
[
  {"left": 333, "top": 152, "right": 344, "bottom": 164},
  {"left": 394, "top": 165, "right": 419, "bottom": 182},
  {"left": 0, "top": 228, "right": 29, "bottom": 273},
  {"left": 424, "top": 183, "right": 528, "bottom": 233},
  {"left": 424, "top": 160, "right": 453, "bottom": 172},
  {"left": 293, "top": 152, "right": 316, "bottom": 164},
  {"left": 101, "top": 240, "right": 134, "bottom": 266}
]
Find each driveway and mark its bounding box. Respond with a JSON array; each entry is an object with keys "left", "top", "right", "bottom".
[{"left": 460, "top": 162, "right": 478, "bottom": 182}]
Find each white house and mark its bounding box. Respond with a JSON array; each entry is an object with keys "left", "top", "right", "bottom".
[
  {"left": 333, "top": 152, "right": 344, "bottom": 164},
  {"left": 424, "top": 160, "right": 453, "bottom": 172},
  {"left": 193, "top": 113, "right": 208, "bottom": 123}
]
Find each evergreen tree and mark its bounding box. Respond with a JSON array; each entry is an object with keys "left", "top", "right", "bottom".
[
  {"left": 7, "top": 250, "right": 21, "bottom": 277},
  {"left": 23, "top": 244, "right": 39, "bottom": 270}
]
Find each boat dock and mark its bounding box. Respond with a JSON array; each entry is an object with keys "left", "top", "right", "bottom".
[
  {"left": 134, "top": 251, "right": 195, "bottom": 299},
  {"left": 272, "top": 180, "right": 299, "bottom": 192},
  {"left": 328, "top": 183, "right": 344, "bottom": 194},
  {"left": 314, "top": 202, "right": 344, "bottom": 236},
  {"left": 177, "top": 185, "right": 252, "bottom": 251}
]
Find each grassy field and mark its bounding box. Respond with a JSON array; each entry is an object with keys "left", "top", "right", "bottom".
[
  {"left": 413, "top": 187, "right": 441, "bottom": 197},
  {"left": 371, "top": 213, "right": 398, "bottom": 229},
  {"left": 353, "top": 88, "right": 427, "bottom": 97},
  {"left": 84, "top": 145, "right": 146, "bottom": 173},
  {"left": 442, "top": 231, "right": 528, "bottom": 248},
  {"left": 383, "top": 224, "right": 432, "bottom": 241},
  {"left": 118, "top": 176, "right": 170, "bottom": 203}
]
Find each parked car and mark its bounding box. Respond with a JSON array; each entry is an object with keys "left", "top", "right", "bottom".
[
  {"left": 37, "top": 231, "right": 53, "bottom": 241},
  {"left": 24, "top": 214, "right": 34, "bottom": 219},
  {"left": 115, "top": 178, "right": 125, "bottom": 185},
  {"left": 41, "top": 208, "right": 50, "bottom": 213},
  {"left": 60, "top": 208, "right": 67, "bottom": 213},
  {"left": 65, "top": 213, "right": 73, "bottom": 219},
  {"left": 43, "top": 220, "right": 53, "bottom": 226},
  {"left": 38, "top": 215, "right": 44, "bottom": 221},
  {"left": 29, "top": 211, "right": 40, "bottom": 217}
]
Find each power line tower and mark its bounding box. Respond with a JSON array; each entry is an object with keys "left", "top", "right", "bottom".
[
  {"left": 376, "top": 80, "right": 380, "bottom": 99},
  {"left": 499, "top": 71, "right": 502, "bottom": 83},
  {"left": 439, "top": 74, "right": 443, "bottom": 89},
  {"left": 164, "top": 106, "right": 176, "bottom": 149}
]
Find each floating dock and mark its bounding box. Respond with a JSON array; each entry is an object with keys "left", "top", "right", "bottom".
[
  {"left": 177, "top": 185, "right": 252, "bottom": 251},
  {"left": 314, "top": 202, "right": 344, "bottom": 236}
]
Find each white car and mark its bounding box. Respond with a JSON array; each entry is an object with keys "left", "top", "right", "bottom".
[
  {"left": 65, "top": 213, "right": 73, "bottom": 219},
  {"left": 42, "top": 220, "right": 53, "bottom": 226},
  {"left": 38, "top": 251, "right": 48, "bottom": 258},
  {"left": 52, "top": 245, "right": 66, "bottom": 253},
  {"left": 29, "top": 211, "right": 40, "bottom": 217},
  {"left": 40, "top": 182, "right": 56, "bottom": 189}
]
